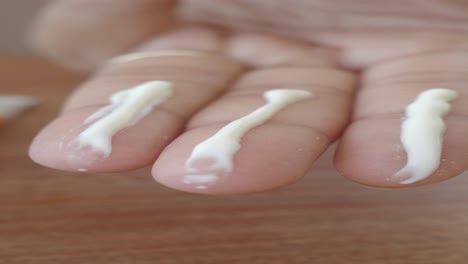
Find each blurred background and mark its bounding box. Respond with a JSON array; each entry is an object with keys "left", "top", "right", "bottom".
[{"left": 0, "top": 1, "right": 48, "bottom": 54}]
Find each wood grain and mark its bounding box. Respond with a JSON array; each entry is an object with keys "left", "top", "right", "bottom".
[{"left": 1, "top": 57, "right": 467, "bottom": 264}]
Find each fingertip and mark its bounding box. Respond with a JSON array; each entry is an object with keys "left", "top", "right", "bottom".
[
  {"left": 335, "top": 119, "right": 467, "bottom": 188},
  {"left": 29, "top": 106, "right": 179, "bottom": 173},
  {"left": 153, "top": 124, "right": 328, "bottom": 195}
]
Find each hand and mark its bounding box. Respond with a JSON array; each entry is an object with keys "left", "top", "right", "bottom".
[{"left": 29, "top": 0, "right": 468, "bottom": 194}]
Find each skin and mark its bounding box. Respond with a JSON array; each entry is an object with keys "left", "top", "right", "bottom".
[{"left": 29, "top": 0, "right": 468, "bottom": 194}]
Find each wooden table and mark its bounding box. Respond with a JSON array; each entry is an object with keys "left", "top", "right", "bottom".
[{"left": 1, "top": 57, "right": 467, "bottom": 263}]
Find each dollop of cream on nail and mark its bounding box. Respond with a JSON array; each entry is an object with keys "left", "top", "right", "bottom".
[
  {"left": 184, "top": 89, "right": 312, "bottom": 188},
  {"left": 394, "top": 88, "right": 457, "bottom": 184},
  {"left": 74, "top": 81, "right": 173, "bottom": 156}
]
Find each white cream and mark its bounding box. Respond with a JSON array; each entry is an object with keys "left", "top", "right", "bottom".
[
  {"left": 394, "top": 88, "right": 457, "bottom": 184},
  {"left": 0, "top": 95, "right": 38, "bottom": 119},
  {"left": 75, "top": 81, "right": 173, "bottom": 156},
  {"left": 184, "top": 89, "right": 311, "bottom": 187},
  {"left": 183, "top": 174, "right": 219, "bottom": 184}
]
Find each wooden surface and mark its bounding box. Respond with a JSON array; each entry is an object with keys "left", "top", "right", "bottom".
[{"left": 1, "top": 57, "right": 467, "bottom": 264}]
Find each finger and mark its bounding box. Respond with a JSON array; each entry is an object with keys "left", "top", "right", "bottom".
[
  {"left": 61, "top": 26, "right": 227, "bottom": 113},
  {"left": 335, "top": 51, "right": 468, "bottom": 188},
  {"left": 178, "top": 0, "right": 468, "bottom": 70},
  {"left": 225, "top": 33, "right": 339, "bottom": 68},
  {"left": 30, "top": 0, "right": 176, "bottom": 71},
  {"left": 29, "top": 29, "right": 243, "bottom": 172},
  {"left": 153, "top": 67, "right": 356, "bottom": 194}
]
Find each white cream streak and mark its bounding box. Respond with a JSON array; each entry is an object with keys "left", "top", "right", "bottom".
[
  {"left": 395, "top": 88, "right": 458, "bottom": 184},
  {"left": 184, "top": 89, "right": 312, "bottom": 183},
  {"left": 0, "top": 95, "right": 38, "bottom": 119},
  {"left": 76, "top": 81, "right": 173, "bottom": 156}
]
